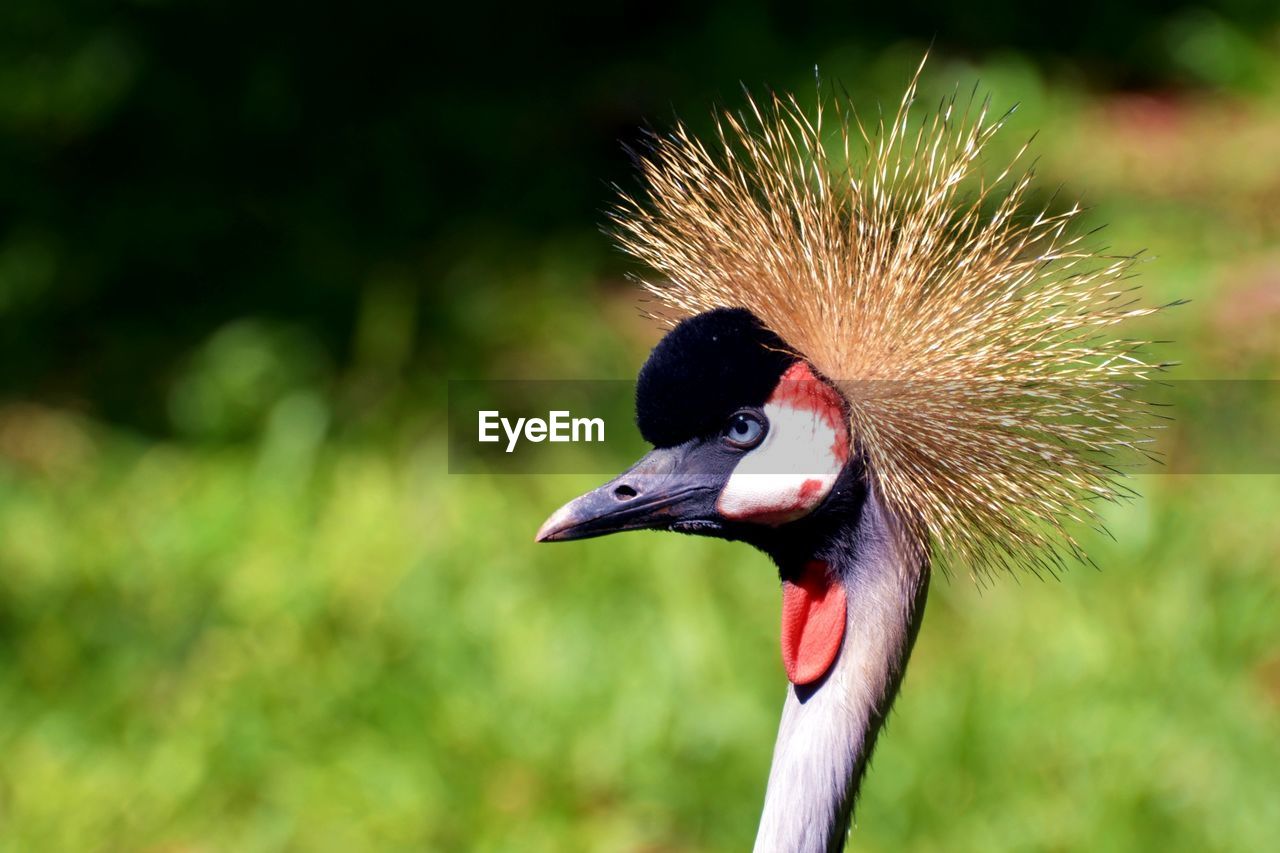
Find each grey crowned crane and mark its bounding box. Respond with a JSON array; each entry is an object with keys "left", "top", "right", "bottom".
[{"left": 537, "top": 65, "right": 1167, "bottom": 853}]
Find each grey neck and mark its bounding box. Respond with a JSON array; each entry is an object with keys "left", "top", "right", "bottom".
[{"left": 752, "top": 491, "right": 930, "bottom": 853}]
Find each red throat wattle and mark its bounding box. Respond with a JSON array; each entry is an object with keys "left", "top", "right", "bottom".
[{"left": 780, "top": 560, "right": 847, "bottom": 685}]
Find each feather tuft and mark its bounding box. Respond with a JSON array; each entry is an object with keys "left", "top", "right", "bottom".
[{"left": 610, "top": 58, "right": 1170, "bottom": 581}]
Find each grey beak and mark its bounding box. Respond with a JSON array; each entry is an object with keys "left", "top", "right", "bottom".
[{"left": 535, "top": 444, "right": 725, "bottom": 542}]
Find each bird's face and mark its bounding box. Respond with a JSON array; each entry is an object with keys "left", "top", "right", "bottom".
[{"left": 536, "top": 308, "right": 856, "bottom": 550}]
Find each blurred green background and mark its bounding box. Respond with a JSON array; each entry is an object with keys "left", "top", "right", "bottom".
[{"left": 2, "top": 2, "right": 1280, "bottom": 850}]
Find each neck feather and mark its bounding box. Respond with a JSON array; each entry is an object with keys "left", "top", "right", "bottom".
[{"left": 753, "top": 490, "right": 930, "bottom": 853}]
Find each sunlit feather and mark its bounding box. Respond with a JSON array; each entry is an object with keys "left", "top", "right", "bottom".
[{"left": 610, "top": 59, "right": 1171, "bottom": 580}]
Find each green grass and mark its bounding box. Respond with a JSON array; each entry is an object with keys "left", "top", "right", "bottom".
[{"left": 0, "top": 425, "right": 1277, "bottom": 851}]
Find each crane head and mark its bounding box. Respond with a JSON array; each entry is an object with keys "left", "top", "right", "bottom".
[
  {"left": 536, "top": 306, "right": 857, "bottom": 548},
  {"left": 536, "top": 307, "right": 863, "bottom": 686}
]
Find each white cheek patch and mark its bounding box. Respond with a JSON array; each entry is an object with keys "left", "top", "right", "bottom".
[{"left": 716, "top": 366, "right": 849, "bottom": 525}]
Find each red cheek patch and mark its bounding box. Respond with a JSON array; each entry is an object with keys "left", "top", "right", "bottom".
[
  {"left": 770, "top": 362, "right": 849, "bottom": 463},
  {"left": 716, "top": 360, "right": 850, "bottom": 525},
  {"left": 780, "top": 560, "right": 847, "bottom": 685}
]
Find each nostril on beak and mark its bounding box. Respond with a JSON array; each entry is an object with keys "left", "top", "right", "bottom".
[{"left": 613, "top": 484, "right": 638, "bottom": 501}]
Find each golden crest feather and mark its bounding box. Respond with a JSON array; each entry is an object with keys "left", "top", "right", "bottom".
[{"left": 610, "top": 59, "right": 1171, "bottom": 580}]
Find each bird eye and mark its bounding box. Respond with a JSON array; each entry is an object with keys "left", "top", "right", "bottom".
[{"left": 723, "top": 411, "right": 766, "bottom": 449}]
